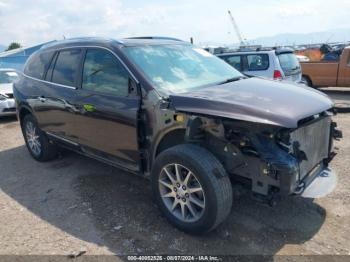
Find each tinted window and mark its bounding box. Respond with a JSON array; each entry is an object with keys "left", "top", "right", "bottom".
[
  {"left": 24, "top": 51, "right": 54, "bottom": 79},
  {"left": 82, "top": 49, "right": 129, "bottom": 96},
  {"left": 45, "top": 52, "right": 58, "bottom": 81},
  {"left": 247, "top": 54, "right": 269, "bottom": 71},
  {"left": 221, "top": 55, "right": 242, "bottom": 71},
  {"left": 52, "top": 49, "right": 81, "bottom": 86}
]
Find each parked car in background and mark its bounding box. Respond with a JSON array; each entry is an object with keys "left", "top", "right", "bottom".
[
  {"left": 0, "top": 68, "right": 19, "bottom": 116},
  {"left": 301, "top": 46, "right": 350, "bottom": 87},
  {"left": 14, "top": 37, "right": 341, "bottom": 234},
  {"left": 217, "top": 48, "right": 302, "bottom": 83}
]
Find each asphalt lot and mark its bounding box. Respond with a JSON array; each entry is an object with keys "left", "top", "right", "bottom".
[
  {"left": 321, "top": 87, "right": 350, "bottom": 112},
  {"left": 0, "top": 89, "right": 349, "bottom": 259}
]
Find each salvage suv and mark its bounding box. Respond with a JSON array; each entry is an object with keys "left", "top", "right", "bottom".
[{"left": 14, "top": 37, "right": 342, "bottom": 234}]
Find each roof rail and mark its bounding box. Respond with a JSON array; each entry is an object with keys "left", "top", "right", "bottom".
[
  {"left": 40, "top": 37, "right": 121, "bottom": 49},
  {"left": 214, "top": 46, "right": 271, "bottom": 54},
  {"left": 216, "top": 45, "right": 295, "bottom": 55},
  {"left": 125, "top": 36, "right": 184, "bottom": 42}
]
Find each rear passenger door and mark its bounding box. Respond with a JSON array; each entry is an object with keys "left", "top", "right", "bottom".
[
  {"left": 73, "top": 48, "right": 140, "bottom": 170},
  {"left": 33, "top": 48, "right": 82, "bottom": 139}
]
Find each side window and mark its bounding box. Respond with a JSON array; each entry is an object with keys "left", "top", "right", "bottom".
[
  {"left": 246, "top": 54, "right": 269, "bottom": 71},
  {"left": 24, "top": 51, "right": 54, "bottom": 79},
  {"left": 45, "top": 52, "right": 58, "bottom": 81},
  {"left": 222, "top": 55, "right": 242, "bottom": 71},
  {"left": 82, "top": 48, "right": 129, "bottom": 97},
  {"left": 52, "top": 49, "right": 81, "bottom": 87}
]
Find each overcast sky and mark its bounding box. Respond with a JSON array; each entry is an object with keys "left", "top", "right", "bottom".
[{"left": 0, "top": 0, "right": 349, "bottom": 46}]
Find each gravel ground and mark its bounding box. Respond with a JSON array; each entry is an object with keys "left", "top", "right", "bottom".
[{"left": 0, "top": 111, "right": 349, "bottom": 258}]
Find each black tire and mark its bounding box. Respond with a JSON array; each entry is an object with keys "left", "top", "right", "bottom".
[
  {"left": 151, "top": 144, "right": 233, "bottom": 234},
  {"left": 22, "top": 114, "right": 57, "bottom": 161},
  {"left": 301, "top": 76, "right": 312, "bottom": 87}
]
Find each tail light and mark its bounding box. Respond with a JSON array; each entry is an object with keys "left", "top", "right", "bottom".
[{"left": 273, "top": 70, "right": 282, "bottom": 80}]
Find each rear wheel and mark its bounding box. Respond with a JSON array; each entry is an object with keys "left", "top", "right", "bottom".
[
  {"left": 151, "top": 144, "right": 233, "bottom": 234},
  {"left": 22, "top": 114, "right": 57, "bottom": 161},
  {"left": 301, "top": 76, "right": 312, "bottom": 87}
]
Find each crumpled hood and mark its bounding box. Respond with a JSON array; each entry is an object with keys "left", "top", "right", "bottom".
[
  {"left": 0, "top": 83, "right": 13, "bottom": 95},
  {"left": 169, "top": 78, "right": 334, "bottom": 128}
]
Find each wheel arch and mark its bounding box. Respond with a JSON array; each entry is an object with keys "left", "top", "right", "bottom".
[
  {"left": 18, "top": 105, "right": 35, "bottom": 125},
  {"left": 302, "top": 74, "right": 313, "bottom": 87},
  {"left": 151, "top": 116, "right": 208, "bottom": 167},
  {"left": 153, "top": 128, "right": 187, "bottom": 159}
]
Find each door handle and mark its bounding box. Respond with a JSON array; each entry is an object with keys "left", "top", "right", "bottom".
[{"left": 38, "top": 96, "right": 46, "bottom": 102}]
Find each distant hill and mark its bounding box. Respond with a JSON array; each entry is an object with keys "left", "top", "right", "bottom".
[
  {"left": 250, "top": 28, "right": 350, "bottom": 46},
  {"left": 200, "top": 28, "right": 350, "bottom": 48}
]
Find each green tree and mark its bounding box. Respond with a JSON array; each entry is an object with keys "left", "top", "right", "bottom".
[{"left": 5, "top": 42, "right": 22, "bottom": 51}]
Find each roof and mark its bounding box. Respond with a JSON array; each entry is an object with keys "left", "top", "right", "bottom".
[
  {"left": 121, "top": 38, "right": 187, "bottom": 47},
  {"left": 125, "top": 36, "right": 183, "bottom": 41},
  {"left": 40, "top": 36, "right": 188, "bottom": 51}
]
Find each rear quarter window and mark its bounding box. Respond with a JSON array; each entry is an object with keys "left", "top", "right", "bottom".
[
  {"left": 246, "top": 54, "right": 269, "bottom": 71},
  {"left": 24, "top": 51, "right": 55, "bottom": 79}
]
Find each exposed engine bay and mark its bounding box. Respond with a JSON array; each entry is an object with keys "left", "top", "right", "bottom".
[{"left": 146, "top": 103, "right": 342, "bottom": 202}]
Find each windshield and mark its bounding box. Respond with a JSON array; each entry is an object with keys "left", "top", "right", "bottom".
[
  {"left": 123, "top": 44, "right": 243, "bottom": 94},
  {"left": 0, "top": 71, "right": 19, "bottom": 84},
  {"left": 278, "top": 53, "right": 300, "bottom": 74}
]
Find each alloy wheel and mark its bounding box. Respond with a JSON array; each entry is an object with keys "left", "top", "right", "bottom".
[
  {"left": 158, "top": 163, "right": 205, "bottom": 222},
  {"left": 25, "top": 121, "right": 41, "bottom": 156}
]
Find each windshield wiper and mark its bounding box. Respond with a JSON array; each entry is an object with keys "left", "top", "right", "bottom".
[{"left": 218, "top": 76, "right": 246, "bottom": 85}]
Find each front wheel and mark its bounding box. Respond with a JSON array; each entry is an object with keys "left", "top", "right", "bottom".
[{"left": 151, "top": 144, "right": 233, "bottom": 234}]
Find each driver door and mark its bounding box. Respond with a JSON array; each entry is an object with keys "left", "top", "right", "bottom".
[{"left": 73, "top": 48, "right": 141, "bottom": 170}]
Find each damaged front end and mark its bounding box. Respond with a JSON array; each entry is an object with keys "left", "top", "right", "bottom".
[
  {"left": 184, "top": 110, "right": 342, "bottom": 201},
  {"left": 162, "top": 78, "right": 342, "bottom": 202}
]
